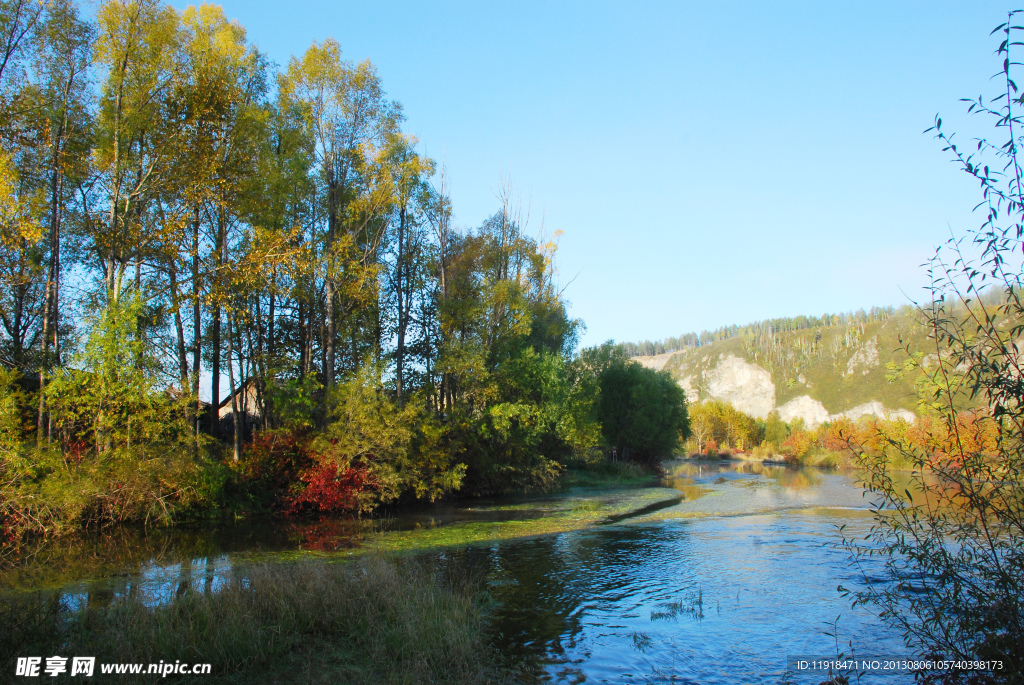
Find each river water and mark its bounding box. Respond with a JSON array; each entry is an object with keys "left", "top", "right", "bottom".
[{"left": 2, "top": 460, "right": 912, "bottom": 683}]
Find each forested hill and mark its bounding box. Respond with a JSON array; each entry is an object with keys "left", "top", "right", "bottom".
[
  {"left": 614, "top": 306, "right": 900, "bottom": 358},
  {"left": 627, "top": 306, "right": 942, "bottom": 427}
]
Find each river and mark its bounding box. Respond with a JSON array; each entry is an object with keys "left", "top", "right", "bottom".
[{"left": 2, "top": 460, "right": 912, "bottom": 683}]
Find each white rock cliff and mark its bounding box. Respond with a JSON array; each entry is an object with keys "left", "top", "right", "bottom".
[{"left": 634, "top": 351, "right": 914, "bottom": 425}]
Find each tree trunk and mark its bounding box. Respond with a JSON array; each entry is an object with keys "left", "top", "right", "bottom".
[
  {"left": 324, "top": 178, "right": 338, "bottom": 391},
  {"left": 265, "top": 270, "right": 275, "bottom": 428},
  {"left": 298, "top": 298, "right": 306, "bottom": 379},
  {"left": 191, "top": 215, "right": 201, "bottom": 439},
  {"left": 226, "top": 310, "right": 241, "bottom": 462},
  {"left": 210, "top": 303, "right": 221, "bottom": 433},
  {"left": 209, "top": 208, "right": 225, "bottom": 434},
  {"left": 396, "top": 204, "right": 406, "bottom": 405},
  {"left": 169, "top": 264, "right": 189, "bottom": 383},
  {"left": 37, "top": 133, "right": 64, "bottom": 446}
]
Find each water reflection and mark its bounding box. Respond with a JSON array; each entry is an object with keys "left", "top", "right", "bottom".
[
  {"left": 666, "top": 458, "right": 824, "bottom": 490},
  {"left": 0, "top": 518, "right": 373, "bottom": 593},
  {"left": 429, "top": 510, "right": 902, "bottom": 683}
]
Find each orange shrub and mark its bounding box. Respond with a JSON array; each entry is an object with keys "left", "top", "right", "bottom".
[
  {"left": 820, "top": 417, "right": 855, "bottom": 452},
  {"left": 781, "top": 429, "right": 815, "bottom": 460}
]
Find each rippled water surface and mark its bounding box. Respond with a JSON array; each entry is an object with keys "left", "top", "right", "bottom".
[{"left": 3, "top": 460, "right": 913, "bottom": 683}]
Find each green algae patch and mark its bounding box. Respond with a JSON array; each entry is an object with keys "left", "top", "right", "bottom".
[{"left": 366, "top": 488, "right": 682, "bottom": 554}]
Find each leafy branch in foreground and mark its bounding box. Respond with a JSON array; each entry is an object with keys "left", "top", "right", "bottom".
[{"left": 841, "top": 12, "right": 1024, "bottom": 684}]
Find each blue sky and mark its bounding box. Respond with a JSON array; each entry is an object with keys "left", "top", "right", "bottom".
[{"left": 173, "top": 1, "right": 1012, "bottom": 348}]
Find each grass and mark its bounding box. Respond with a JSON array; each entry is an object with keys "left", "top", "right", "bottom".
[{"left": 1, "top": 556, "right": 516, "bottom": 684}]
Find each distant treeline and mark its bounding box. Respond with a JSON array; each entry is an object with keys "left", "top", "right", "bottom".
[{"left": 615, "top": 306, "right": 901, "bottom": 357}]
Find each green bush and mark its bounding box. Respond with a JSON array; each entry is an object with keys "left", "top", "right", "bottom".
[{"left": 596, "top": 355, "right": 689, "bottom": 463}]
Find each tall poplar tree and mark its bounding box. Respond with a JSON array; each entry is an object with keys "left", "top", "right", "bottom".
[
  {"left": 91, "top": 0, "right": 179, "bottom": 303},
  {"left": 34, "top": 0, "right": 92, "bottom": 444},
  {"left": 279, "top": 40, "right": 399, "bottom": 396}
]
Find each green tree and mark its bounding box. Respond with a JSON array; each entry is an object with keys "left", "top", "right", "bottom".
[
  {"left": 435, "top": 201, "right": 584, "bottom": 494},
  {"left": 47, "top": 293, "right": 191, "bottom": 453},
  {"left": 33, "top": 0, "right": 93, "bottom": 445},
  {"left": 597, "top": 356, "right": 689, "bottom": 463},
  {"left": 763, "top": 410, "right": 789, "bottom": 450},
  {"left": 381, "top": 132, "right": 434, "bottom": 405},
  {"left": 16, "top": 293, "right": 208, "bottom": 535},
  {"left": 91, "top": 0, "right": 180, "bottom": 302},
  {"left": 0, "top": 0, "right": 624, "bottom": 539},
  {"left": 316, "top": 364, "right": 465, "bottom": 510}
]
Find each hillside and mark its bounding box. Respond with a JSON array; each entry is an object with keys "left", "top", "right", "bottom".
[{"left": 633, "top": 311, "right": 938, "bottom": 426}]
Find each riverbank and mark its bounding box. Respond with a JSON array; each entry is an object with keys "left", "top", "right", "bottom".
[{"left": 0, "top": 444, "right": 666, "bottom": 564}]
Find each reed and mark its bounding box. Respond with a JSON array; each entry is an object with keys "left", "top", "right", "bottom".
[{"left": 2, "top": 555, "right": 510, "bottom": 684}]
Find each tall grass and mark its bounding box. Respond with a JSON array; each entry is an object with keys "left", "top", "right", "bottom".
[{"left": 2, "top": 556, "right": 510, "bottom": 684}]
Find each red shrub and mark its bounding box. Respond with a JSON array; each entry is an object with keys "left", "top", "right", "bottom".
[
  {"left": 234, "top": 430, "right": 383, "bottom": 518},
  {"left": 284, "top": 458, "right": 372, "bottom": 517}
]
